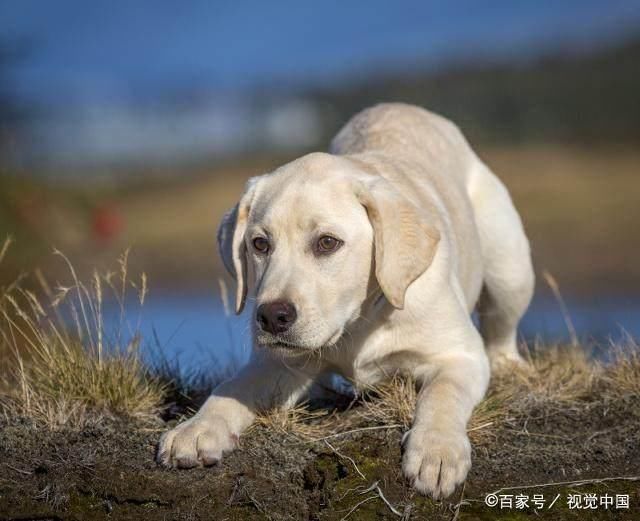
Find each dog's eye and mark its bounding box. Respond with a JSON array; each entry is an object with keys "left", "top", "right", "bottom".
[
  {"left": 253, "top": 237, "right": 270, "bottom": 254},
  {"left": 316, "top": 235, "right": 342, "bottom": 254}
]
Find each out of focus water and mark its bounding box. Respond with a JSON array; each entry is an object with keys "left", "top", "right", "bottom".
[{"left": 104, "top": 292, "right": 640, "bottom": 376}]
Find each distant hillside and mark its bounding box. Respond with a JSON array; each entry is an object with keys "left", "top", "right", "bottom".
[{"left": 313, "top": 36, "right": 640, "bottom": 145}]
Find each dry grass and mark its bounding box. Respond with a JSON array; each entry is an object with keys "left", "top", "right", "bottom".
[
  {"left": 356, "top": 374, "right": 416, "bottom": 430},
  {"left": 1, "top": 234, "right": 638, "bottom": 440},
  {"left": 254, "top": 342, "right": 640, "bottom": 444},
  {"left": 354, "top": 373, "right": 510, "bottom": 443},
  {"left": 500, "top": 344, "right": 601, "bottom": 403},
  {"left": 604, "top": 339, "right": 640, "bottom": 395},
  {"left": 0, "top": 240, "right": 165, "bottom": 427},
  {"left": 253, "top": 404, "right": 344, "bottom": 440}
]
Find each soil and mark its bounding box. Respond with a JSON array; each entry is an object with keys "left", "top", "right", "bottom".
[{"left": 1, "top": 396, "right": 639, "bottom": 520}]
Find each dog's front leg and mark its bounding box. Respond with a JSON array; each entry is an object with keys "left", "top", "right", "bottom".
[
  {"left": 403, "top": 346, "right": 489, "bottom": 499},
  {"left": 157, "top": 353, "right": 317, "bottom": 468}
]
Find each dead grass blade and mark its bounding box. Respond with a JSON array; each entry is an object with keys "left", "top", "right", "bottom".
[{"left": 0, "top": 249, "right": 165, "bottom": 428}]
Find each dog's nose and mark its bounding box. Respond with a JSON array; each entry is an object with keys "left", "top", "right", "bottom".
[{"left": 256, "top": 301, "right": 297, "bottom": 334}]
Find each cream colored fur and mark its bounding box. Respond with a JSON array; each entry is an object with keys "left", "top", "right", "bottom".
[{"left": 157, "top": 103, "right": 534, "bottom": 499}]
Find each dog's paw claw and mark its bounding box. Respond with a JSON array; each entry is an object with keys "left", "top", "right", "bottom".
[
  {"left": 157, "top": 415, "right": 237, "bottom": 469},
  {"left": 402, "top": 428, "right": 471, "bottom": 499}
]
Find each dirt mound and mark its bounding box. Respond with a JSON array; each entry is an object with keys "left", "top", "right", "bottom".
[{"left": 1, "top": 394, "right": 638, "bottom": 520}]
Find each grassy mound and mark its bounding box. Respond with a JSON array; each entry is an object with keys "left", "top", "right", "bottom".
[{"left": 1, "top": 241, "right": 638, "bottom": 519}]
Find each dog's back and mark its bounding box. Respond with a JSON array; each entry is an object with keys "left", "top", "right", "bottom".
[{"left": 331, "top": 102, "right": 485, "bottom": 307}]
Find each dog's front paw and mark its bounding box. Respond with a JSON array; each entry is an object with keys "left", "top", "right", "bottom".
[
  {"left": 157, "top": 415, "right": 238, "bottom": 469},
  {"left": 402, "top": 428, "right": 471, "bottom": 499}
]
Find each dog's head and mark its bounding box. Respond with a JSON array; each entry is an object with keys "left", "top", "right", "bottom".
[{"left": 218, "top": 152, "right": 440, "bottom": 355}]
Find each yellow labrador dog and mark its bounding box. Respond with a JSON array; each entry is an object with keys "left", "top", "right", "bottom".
[{"left": 158, "top": 103, "right": 534, "bottom": 499}]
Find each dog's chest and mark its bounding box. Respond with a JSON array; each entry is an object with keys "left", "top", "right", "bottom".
[
  {"left": 334, "top": 346, "right": 421, "bottom": 388},
  {"left": 327, "top": 319, "right": 418, "bottom": 386},
  {"left": 324, "top": 347, "right": 386, "bottom": 387}
]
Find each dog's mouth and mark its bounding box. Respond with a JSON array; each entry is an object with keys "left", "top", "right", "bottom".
[
  {"left": 256, "top": 332, "right": 302, "bottom": 349},
  {"left": 266, "top": 340, "right": 300, "bottom": 350},
  {"left": 259, "top": 339, "right": 311, "bottom": 357},
  {"left": 256, "top": 325, "right": 345, "bottom": 354},
  {"left": 259, "top": 331, "right": 344, "bottom": 354}
]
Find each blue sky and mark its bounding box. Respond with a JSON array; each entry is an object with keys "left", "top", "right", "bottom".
[{"left": 1, "top": 0, "right": 640, "bottom": 107}]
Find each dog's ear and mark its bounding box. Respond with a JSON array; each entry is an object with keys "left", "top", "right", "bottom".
[
  {"left": 217, "top": 178, "right": 259, "bottom": 314},
  {"left": 356, "top": 178, "right": 440, "bottom": 309}
]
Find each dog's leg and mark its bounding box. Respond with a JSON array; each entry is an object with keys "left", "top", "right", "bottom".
[
  {"left": 157, "top": 353, "right": 317, "bottom": 468},
  {"left": 403, "top": 319, "right": 489, "bottom": 499},
  {"left": 469, "top": 162, "right": 534, "bottom": 370}
]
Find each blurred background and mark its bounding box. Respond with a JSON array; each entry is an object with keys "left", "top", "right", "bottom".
[{"left": 1, "top": 1, "right": 639, "bottom": 367}]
